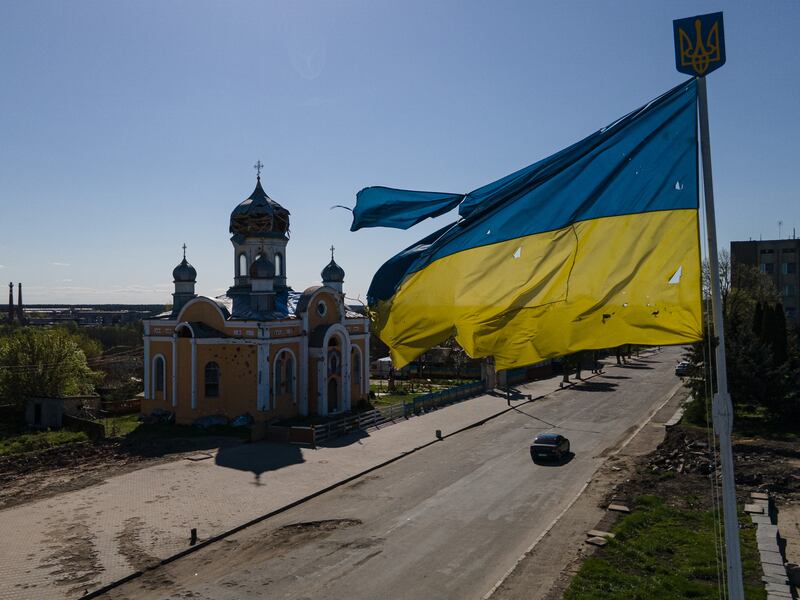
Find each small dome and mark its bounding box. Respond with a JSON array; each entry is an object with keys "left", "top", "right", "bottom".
[
  {"left": 230, "top": 177, "right": 290, "bottom": 238},
  {"left": 321, "top": 258, "right": 345, "bottom": 283},
  {"left": 250, "top": 254, "right": 275, "bottom": 279},
  {"left": 173, "top": 257, "right": 197, "bottom": 282}
]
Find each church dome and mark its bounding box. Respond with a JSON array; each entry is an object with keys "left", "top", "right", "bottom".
[
  {"left": 321, "top": 258, "right": 345, "bottom": 283},
  {"left": 230, "top": 177, "right": 290, "bottom": 239},
  {"left": 250, "top": 254, "right": 275, "bottom": 279},
  {"left": 173, "top": 257, "right": 197, "bottom": 282}
]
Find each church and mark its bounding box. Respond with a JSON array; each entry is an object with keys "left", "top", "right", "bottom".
[{"left": 141, "top": 170, "right": 370, "bottom": 424}]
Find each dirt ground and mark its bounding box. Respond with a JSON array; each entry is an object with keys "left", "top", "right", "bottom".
[
  {"left": 495, "top": 392, "right": 800, "bottom": 600},
  {"left": 0, "top": 435, "right": 243, "bottom": 511}
]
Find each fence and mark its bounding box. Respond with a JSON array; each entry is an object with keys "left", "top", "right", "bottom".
[{"left": 312, "top": 380, "right": 485, "bottom": 445}]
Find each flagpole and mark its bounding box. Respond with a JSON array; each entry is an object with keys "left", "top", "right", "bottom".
[{"left": 697, "top": 75, "right": 745, "bottom": 600}]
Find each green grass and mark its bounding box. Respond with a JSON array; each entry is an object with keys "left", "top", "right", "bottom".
[
  {"left": 564, "top": 496, "right": 765, "bottom": 600},
  {"left": 97, "top": 414, "right": 142, "bottom": 437},
  {"left": 0, "top": 429, "right": 89, "bottom": 456}
]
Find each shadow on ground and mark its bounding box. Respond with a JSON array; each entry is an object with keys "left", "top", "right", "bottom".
[
  {"left": 215, "top": 442, "right": 305, "bottom": 485},
  {"left": 531, "top": 451, "right": 576, "bottom": 467},
  {"left": 572, "top": 381, "right": 619, "bottom": 393},
  {"left": 318, "top": 429, "right": 370, "bottom": 448}
]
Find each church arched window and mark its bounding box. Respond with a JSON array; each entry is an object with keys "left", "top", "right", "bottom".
[
  {"left": 285, "top": 355, "right": 294, "bottom": 394},
  {"left": 204, "top": 362, "right": 220, "bottom": 398},
  {"left": 328, "top": 350, "right": 340, "bottom": 376},
  {"left": 238, "top": 253, "right": 248, "bottom": 277},
  {"left": 153, "top": 355, "right": 165, "bottom": 394},
  {"left": 275, "top": 253, "right": 283, "bottom": 277},
  {"left": 351, "top": 346, "right": 362, "bottom": 386}
]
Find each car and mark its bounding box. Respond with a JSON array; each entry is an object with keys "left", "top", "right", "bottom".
[
  {"left": 530, "top": 433, "right": 570, "bottom": 462},
  {"left": 675, "top": 361, "right": 691, "bottom": 376}
]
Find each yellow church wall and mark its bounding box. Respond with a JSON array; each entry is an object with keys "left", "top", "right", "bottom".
[
  {"left": 307, "top": 293, "right": 340, "bottom": 331},
  {"left": 179, "top": 301, "right": 227, "bottom": 331},
  {"left": 196, "top": 343, "right": 258, "bottom": 420},
  {"left": 173, "top": 337, "right": 194, "bottom": 423}
]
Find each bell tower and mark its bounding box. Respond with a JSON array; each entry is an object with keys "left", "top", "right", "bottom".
[{"left": 227, "top": 163, "right": 291, "bottom": 315}]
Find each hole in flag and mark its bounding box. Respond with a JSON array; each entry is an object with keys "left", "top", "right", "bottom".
[
  {"left": 486, "top": 229, "right": 492, "bottom": 235},
  {"left": 669, "top": 266, "right": 683, "bottom": 285},
  {"left": 623, "top": 302, "right": 629, "bottom": 308},
  {"left": 513, "top": 247, "right": 522, "bottom": 259},
  {"left": 675, "top": 180, "right": 684, "bottom": 191}
]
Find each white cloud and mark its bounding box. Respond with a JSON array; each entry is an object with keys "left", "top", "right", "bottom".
[
  {"left": 0, "top": 265, "right": 4, "bottom": 269},
  {"left": 51, "top": 262, "right": 71, "bottom": 267}
]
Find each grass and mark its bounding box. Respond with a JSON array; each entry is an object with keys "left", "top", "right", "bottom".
[
  {"left": 97, "top": 414, "right": 142, "bottom": 437},
  {"left": 564, "top": 496, "right": 765, "bottom": 600},
  {"left": 0, "top": 429, "right": 89, "bottom": 456}
]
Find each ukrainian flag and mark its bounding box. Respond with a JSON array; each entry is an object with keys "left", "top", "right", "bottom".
[{"left": 354, "top": 80, "right": 701, "bottom": 371}]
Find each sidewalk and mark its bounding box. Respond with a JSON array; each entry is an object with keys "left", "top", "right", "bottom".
[{"left": 0, "top": 373, "right": 577, "bottom": 600}]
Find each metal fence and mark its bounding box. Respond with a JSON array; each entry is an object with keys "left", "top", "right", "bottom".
[{"left": 312, "top": 381, "right": 485, "bottom": 444}]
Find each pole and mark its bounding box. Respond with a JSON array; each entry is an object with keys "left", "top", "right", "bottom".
[{"left": 697, "top": 76, "right": 745, "bottom": 600}]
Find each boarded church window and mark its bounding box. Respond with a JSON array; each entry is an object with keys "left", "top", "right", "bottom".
[
  {"left": 154, "top": 356, "right": 165, "bottom": 393},
  {"left": 285, "top": 356, "right": 294, "bottom": 394},
  {"left": 204, "top": 362, "right": 220, "bottom": 398},
  {"left": 351, "top": 347, "right": 361, "bottom": 386}
]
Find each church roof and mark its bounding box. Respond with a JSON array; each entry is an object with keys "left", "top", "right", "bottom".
[{"left": 229, "top": 177, "right": 290, "bottom": 239}]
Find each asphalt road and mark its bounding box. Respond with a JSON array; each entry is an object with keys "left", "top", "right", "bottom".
[{"left": 107, "top": 347, "right": 683, "bottom": 600}]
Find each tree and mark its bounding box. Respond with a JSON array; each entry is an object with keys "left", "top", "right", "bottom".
[
  {"left": 684, "top": 251, "right": 799, "bottom": 424},
  {"left": 0, "top": 328, "right": 103, "bottom": 408}
]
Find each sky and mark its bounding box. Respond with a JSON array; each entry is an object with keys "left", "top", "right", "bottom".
[{"left": 1, "top": 1, "right": 798, "bottom": 305}]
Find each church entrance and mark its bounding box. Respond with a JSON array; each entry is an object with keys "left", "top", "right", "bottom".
[{"left": 328, "top": 378, "right": 339, "bottom": 413}]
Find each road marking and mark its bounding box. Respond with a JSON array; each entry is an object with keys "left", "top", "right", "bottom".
[{"left": 482, "top": 371, "right": 684, "bottom": 599}]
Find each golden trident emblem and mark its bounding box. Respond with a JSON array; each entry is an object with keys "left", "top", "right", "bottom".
[{"left": 678, "top": 18, "right": 721, "bottom": 76}]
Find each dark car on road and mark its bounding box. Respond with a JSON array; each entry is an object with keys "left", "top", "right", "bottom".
[
  {"left": 675, "top": 361, "right": 691, "bottom": 376},
  {"left": 530, "top": 433, "right": 571, "bottom": 462}
]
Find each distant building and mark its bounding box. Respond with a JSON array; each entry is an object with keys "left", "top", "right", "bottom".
[
  {"left": 141, "top": 173, "right": 370, "bottom": 424},
  {"left": 730, "top": 238, "right": 799, "bottom": 322}
]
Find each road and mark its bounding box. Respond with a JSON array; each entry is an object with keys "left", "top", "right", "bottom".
[{"left": 106, "top": 347, "right": 683, "bottom": 600}]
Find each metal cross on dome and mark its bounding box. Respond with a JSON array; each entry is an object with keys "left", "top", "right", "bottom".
[
  {"left": 182, "top": 243, "right": 187, "bottom": 259},
  {"left": 254, "top": 160, "right": 264, "bottom": 178},
  {"left": 330, "top": 245, "right": 335, "bottom": 260}
]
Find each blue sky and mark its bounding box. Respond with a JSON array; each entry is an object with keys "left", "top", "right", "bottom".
[{"left": 1, "top": 1, "right": 798, "bottom": 304}]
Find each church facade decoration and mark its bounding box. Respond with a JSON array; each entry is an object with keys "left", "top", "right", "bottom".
[{"left": 141, "top": 173, "right": 369, "bottom": 424}]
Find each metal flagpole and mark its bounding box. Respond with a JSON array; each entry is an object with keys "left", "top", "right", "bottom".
[{"left": 697, "top": 75, "right": 745, "bottom": 600}]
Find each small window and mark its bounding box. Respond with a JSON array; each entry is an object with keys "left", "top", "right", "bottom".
[
  {"left": 239, "top": 253, "right": 248, "bottom": 276},
  {"left": 328, "top": 350, "right": 340, "bottom": 375},
  {"left": 782, "top": 248, "right": 796, "bottom": 254},
  {"left": 317, "top": 301, "right": 327, "bottom": 316},
  {"left": 204, "top": 362, "right": 220, "bottom": 397},
  {"left": 760, "top": 248, "right": 775, "bottom": 254},
  {"left": 352, "top": 348, "right": 361, "bottom": 386},
  {"left": 154, "top": 356, "right": 165, "bottom": 392},
  {"left": 760, "top": 263, "right": 774, "bottom": 274},
  {"left": 782, "top": 262, "right": 796, "bottom": 275},
  {"left": 275, "top": 253, "right": 283, "bottom": 277},
  {"left": 785, "top": 284, "right": 796, "bottom": 297},
  {"left": 285, "top": 356, "right": 294, "bottom": 395}
]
